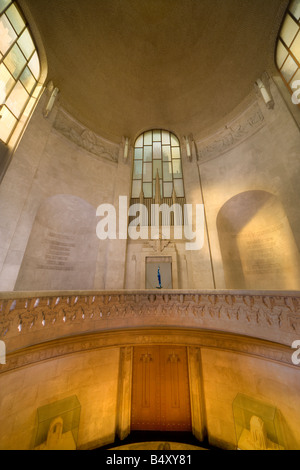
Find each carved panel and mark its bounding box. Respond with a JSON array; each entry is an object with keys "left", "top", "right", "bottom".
[
  {"left": 0, "top": 291, "right": 299, "bottom": 356},
  {"left": 196, "top": 102, "right": 265, "bottom": 163},
  {"left": 131, "top": 346, "right": 191, "bottom": 432},
  {"left": 53, "top": 108, "right": 119, "bottom": 163}
]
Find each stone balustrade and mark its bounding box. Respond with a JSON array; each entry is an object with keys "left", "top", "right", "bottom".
[{"left": 0, "top": 290, "right": 300, "bottom": 353}]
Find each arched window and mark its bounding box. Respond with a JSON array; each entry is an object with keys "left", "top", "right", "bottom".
[
  {"left": 0, "top": 0, "right": 43, "bottom": 147},
  {"left": 276, "top": 0, "right": 300, "bottom": 95},
  {"left": 131, "top": 129, "right": 185, "bottom": 201}
]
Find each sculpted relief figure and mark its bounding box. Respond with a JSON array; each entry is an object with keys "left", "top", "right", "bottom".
[
  {"left": 35, "top": 417, "right": 76, "bottom": 451},
  {"left": 238, "top": 416, "right": 284, "bottom": 451}
]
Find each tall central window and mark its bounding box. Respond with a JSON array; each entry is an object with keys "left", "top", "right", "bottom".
[{"left": 131, "top": 130, "right": 185, "bottom": 201}]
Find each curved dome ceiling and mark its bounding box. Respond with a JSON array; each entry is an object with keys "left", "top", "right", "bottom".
[{"left": 22, "top": 0, "right": 287, "bottom": 143}]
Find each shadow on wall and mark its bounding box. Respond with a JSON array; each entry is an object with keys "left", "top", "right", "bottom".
[
  {"left": 14, "top": 194, "right": 99, "bottom": 291},
  {"left": 217, "top": 190, "right": 300, "bottom": 290}
]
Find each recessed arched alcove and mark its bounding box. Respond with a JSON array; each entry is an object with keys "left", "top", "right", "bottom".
[
  {"left": 217, "top": 190, "right": 300, "bottom": 290},
  {"left": 14, "top": 194, "right": 99, "bottom": 291}
]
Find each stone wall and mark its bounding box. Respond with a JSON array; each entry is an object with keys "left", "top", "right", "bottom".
[
  {"left": 0, "top": 347, "right": 120, "bottom": 450},
  {"left": 0, "top": 93, "right": 131, "bottom": 292},
  {"left": 196, "top": 77, "right": 300, "bottom": 290},
  {"left": 0, "top": 328, "right": 299, "bottom": 450}
]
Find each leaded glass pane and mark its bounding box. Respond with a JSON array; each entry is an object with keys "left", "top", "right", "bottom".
[
  {"left": 6, "top": 80, "right": 29, "bottom": 117},
  {"left": 162, "top": 146, "right": 171, "bottom": 161},
  {"left": 18, "top": 28, "right": 34, "bottom": 59},
  {"left": 0, "top": 2, "right": 42, "bottom": 145},
  {"left": 163, "top": 162, "right": 173, "bottom": 182},
  {"left": 171, "top": 134, "right": 179, "bottom": 147},
  {"left": 144, "top": 146, "right": 152, "bottom": 162},
  {"left": 135, "top": 134, "right": 143, "bottom": 148},
  {"left": 28, "top": 51, "right": 40, "bottom": 79},
  {"left": 131, "top": 130, "right": 184, "bottom": 200},
  {"left": 20, "top": 66, "right": 36, "bottom": 94},
  {"left": 144, "top": 130, "right": 152, "bottom": 145},
  {"left": 281, "top": 54, "right": 298, "bottom": 82},
  {"left": 153, "top": 160, "right": 162, "bottom": 179},
  {"left": 0, "top": 62, "right": 15, "bottom": 99},
  {"left": 143, "top": 182, "right": 152, "bottom": 198},
  {"left": 276, "top": 40, "right": 288, "bottom": 69},
  {"left": 133, "top": 160, "right": 142, "bottom": 179},
  {"left": 153, "top": 129, "right": 161, "bottom": 142},
  {"left": 4, "top": 43, "right": 26, "bottom": 79},
  {"left": 153, "top": 141, "right": 161, "bottom": 160},
  {"left": 173, "top": 160, "right": 182, "bottom": 178},
  {"left": 291, "top": 68, "right": 300, "bottom": 85},
  {"left": 0, "top": 0, "right": 11, "bottom": 14},
  {"left": 0, "top": 105, "right": 16, "bottom": 141},
  {"left": 171, "top": 147, "right": 180, "bottom": 159},
  {"left": 0, "top": 13, "right": 17, "bottom": 55},
  {"left": 280, "top": 14, "right": 299, "bottom": 47},
  {"left": 290, "top": 0, "right": 300, "bottom": 20},
  {"left": 162, "top": 130, "right": 170, "bottom": 145},
  {"left": 290, "top": 32, "right": 300, "bottom": 62},
  {"left": 6, "top": 3, "right": 25, "bottom": 35},
  {"left": 143, "top": 162, "right": 152, "bottom": 182},
  {"left": 134, "top": 148, "right": 143, "bottom": 160}
]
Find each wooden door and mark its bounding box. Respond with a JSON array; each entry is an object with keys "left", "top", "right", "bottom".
[{"left": 131, "top": 346, "right": 192, "bottom": 432}]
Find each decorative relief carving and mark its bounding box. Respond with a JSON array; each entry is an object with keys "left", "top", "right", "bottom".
[
  {"left": 53, "top": 109, "right": 119, "bottom": 163},
  {"left": 196, "top": 102, "right": 265, "bottom": 163},
  {"left": 0, "top": 291, "right": 299, "bottom": 370}
]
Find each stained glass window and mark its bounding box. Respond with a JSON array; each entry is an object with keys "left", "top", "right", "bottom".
[
  {"left": 276, "top": 0, "right": 300, "bottom": 97},
  {"left": 131, "top": 130, "right": 185, "bottom": 199},
  {"left": 0, "top": 1, "right": 43, "bottom": 145}
]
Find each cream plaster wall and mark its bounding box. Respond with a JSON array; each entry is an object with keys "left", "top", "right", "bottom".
[
  {"left": 201, "top": 348, "right": 300, "bottom": 450},
  {"left": 0, "top": 93, "right": 131, "bottom": 292},
  {"left": 0, "top": 347, "right": 120, "bottom": 450},
  {"left": 0, "top": 75, "right": 300, "bottom": 292},
  {"left": 199, "top": 78, "right": 300, "bottom": 290},
  {"left": 0, "top": 340, "right": 299, "bottom": 450}
]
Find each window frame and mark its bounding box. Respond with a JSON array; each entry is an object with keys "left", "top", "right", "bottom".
[
  {"left": 0, "top": 0, "right": 43, "bottom": 145},
  {"left": 131, "top": 129, "right": 185, "bottom": 200}
]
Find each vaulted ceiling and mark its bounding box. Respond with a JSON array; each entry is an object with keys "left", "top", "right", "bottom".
[{"left": 21, "top": 0, "right": 288, "bottom": 143}]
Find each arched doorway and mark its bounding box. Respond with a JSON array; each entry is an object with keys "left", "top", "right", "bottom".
[{"left": 217, "top": 190, "right": 300, "bottom": 290}]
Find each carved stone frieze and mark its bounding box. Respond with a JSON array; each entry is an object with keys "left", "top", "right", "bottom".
[
  {"left": 0, "top": 291, "right": 299, "bottom": 359},
  {"left": 196, "top": 102, "right": 265, "bottom": 163},
  {"left": 53, "top": 108, "right": 119, "bottom": 163}
]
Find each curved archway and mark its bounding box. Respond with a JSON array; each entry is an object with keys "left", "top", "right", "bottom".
[{"left": 217, "top": 190, "right": 300, "bottom": 290}]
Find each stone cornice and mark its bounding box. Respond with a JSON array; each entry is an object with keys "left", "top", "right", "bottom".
[
  {"left": 0, "top": 328, "right": 296, "bottom": 374},
  {"left": 0, "top": 290, "right": 299, "bottom": 355},
  {"left": 195, "top": 101, "right": 265, "bottom": 163}
]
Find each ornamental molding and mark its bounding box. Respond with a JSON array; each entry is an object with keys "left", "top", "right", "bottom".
[
  {"left": 196, "top": 101, "right": 265, "bottom": 163},
  {"left": 0, "top": 290, "right": 299, "bottom": 359},
  {"left": 53, "top": 108, "right": 119, "bottom": 163},
  {"left": 0, "top": 328, "right": 295, "bottom": 374}
]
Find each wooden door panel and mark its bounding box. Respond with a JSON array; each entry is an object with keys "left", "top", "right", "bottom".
[
  {"left": 131, "top": 346, "right": 191, "bottom": 432},
  {"left": 160, "top": 347, "right": 192, "bottom": 432},
  {"left": 131, "top": 347, "right": 161, "bottom": 430}
]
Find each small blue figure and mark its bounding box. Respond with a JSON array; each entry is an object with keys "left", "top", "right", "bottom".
[{"left": 157, "top": 266, "right": 162, "bottom": 289}]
